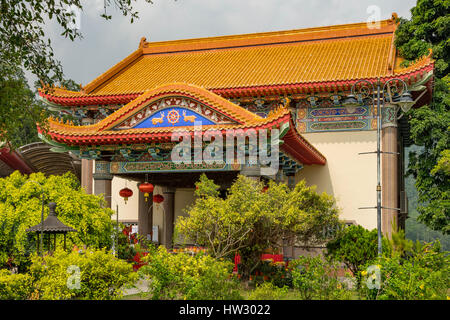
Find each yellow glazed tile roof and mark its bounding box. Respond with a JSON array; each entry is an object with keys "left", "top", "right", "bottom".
[
  {"left": 40, "top": 14, "right": 433, "bottom": 102},
  {"left": 80, "top": 16, "right": 406, "bottom": 95}
]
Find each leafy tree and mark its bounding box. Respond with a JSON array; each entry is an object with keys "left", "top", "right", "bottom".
[
  {"left": 0, "top": 63, "right": 43, "bottom": 147},
  {"left": 326, "top": 225, "right": 379, "bottom": 288},
  {"left": 0, "top": 0, "right": 154, "bottom": 85},
  {"left": 0, "top": 0, "right": 154, "bottom": 147},
  {"left": 176, "top": 174, "right": 341, "bottom": 279},
  {"left": 395, "top": 0, "right": 450, "bottom": 234},
  {"left": 0, "top": 171, "right": 114, "bottom": 271},
  {"left": 394, "top": 0, "right": 449, "bottom": 78},
  {"left": 404, "top": 145, "right": 450, "bottom": 250}
]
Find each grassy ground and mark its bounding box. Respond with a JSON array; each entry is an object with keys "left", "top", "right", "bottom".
[
  {"left": 120, "top": 277, "right": 360, "bottom": 300},
  {"left": 122, "top": 292, "right": 147, "bottom": 300}
]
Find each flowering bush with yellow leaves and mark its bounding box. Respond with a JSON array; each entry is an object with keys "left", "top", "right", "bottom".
[
  {"left": 29, "top": 248, "right": 137, "bottom": 300},
  {"left": 139, "top": 246, "right": 242, "bottom": 300},
  {"left": 0, "top": 269, "right": 33, "bottom": 299}
]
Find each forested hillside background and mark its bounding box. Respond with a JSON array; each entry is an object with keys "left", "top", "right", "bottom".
[{"left": 405, "top": 145, "right": 450, "bottom": 250}]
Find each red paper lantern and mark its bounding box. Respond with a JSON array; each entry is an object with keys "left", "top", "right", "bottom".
[
  {"left": 139, "top": 182, "right": 154, "bottom": 202},
  {"left": 119, "top": 187, "right": 133, "bottom": 204},
  {"left": 153, "top": 194, "right": 164, "bottom": 204}
]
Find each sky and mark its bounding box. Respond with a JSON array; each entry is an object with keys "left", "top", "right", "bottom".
[{"left": 35, "top": 0, "right": 418, "bottom": 88}]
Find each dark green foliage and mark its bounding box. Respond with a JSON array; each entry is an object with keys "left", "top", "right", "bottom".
[
  {"left": 0, "top": 63, "right": 42, "bottom": 147},
  {"left": 0, "top": 0, "right": 154, "bottom": 147},
  {"left": 407, "top": 76, "right": 449, "bottom": 234},
  {"left": 394, "top": 0, "right": 449, "bottom": 78},
  {"left": 404, "top": 145, "right": 450, "bottom": 249},
  {"left": 0, "top": 0, "right": 154, "bottom": 85},
  {"left": 395, "top": 0, "right": 450, "bottom": 234},
  {"left": 326, "top": 225, "right": 378, "bottom": 287}
]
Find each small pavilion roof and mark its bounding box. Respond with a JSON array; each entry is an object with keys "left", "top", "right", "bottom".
[{"left": 26, "top": 202, "right": 77, "bottom": 233}]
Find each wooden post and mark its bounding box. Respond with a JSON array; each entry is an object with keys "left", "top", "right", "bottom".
[
  {"left": 81, "top": 159, "right": 93, "bottom": 194},
  {"left": 162, "top": 187, "right": 175, "bottom": 248}
]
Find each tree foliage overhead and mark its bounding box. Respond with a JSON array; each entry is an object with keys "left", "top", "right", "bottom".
[
  {"left": 0, "top": 0, "right": 153, "bottom": 84},
  {"left": 0, "top": 0, "right": 154, "bottom": 147},
  {"left": 395, "top": 0, "right": 450, "bottom": 234},
  {"left": 394, "top": 0, "right": 449, "bottom": 78}
]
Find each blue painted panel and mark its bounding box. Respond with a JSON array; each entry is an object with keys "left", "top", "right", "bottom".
[{"left": 133, "top": 107, "right": 215, "bottom": 128}]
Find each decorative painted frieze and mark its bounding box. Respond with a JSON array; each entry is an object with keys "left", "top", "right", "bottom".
[
  {"left": 295, "top": 105, "right": 376, "bottom": 133},
  {"left": 115, "top": 97, "right": 235, "bottom": 129}
]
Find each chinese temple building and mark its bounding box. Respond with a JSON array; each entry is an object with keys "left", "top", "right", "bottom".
[{"left": 37, "top": 14, "right": 434, "bottom": 250}]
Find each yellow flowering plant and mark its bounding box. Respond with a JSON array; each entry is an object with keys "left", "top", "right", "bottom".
[
  {"left": 360, "top": 240, "right": 449, "bottom": 300},
  {"left": 139, "top": 246, "right": 242, "bottom": 300},
  {"left": 29, "top": 248, "right": 137, "bottom": 300}
]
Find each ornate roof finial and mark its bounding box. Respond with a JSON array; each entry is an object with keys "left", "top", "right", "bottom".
[
  {"left": 139, "top": 37, "right": 147, "bottom": 49},
  {"left": 391, "top": 12, "right": 399, "bottom": 22}
]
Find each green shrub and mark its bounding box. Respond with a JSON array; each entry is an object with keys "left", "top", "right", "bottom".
[
  {"left": 326, "top": 225, "right": 379, "bottom": 288},
  {"left": 139, "top": 246, "right": 242, "bottom": 300},
  {"left": 290, "top": 255, "right": 353, "bottom": 300},
  {"left": 247, "top": 282, "right": 290, "bottom": 300},
  {"left": 0, "top": 269, "right": 33, "bottom": 300},
  {"left": 360, "top": 240, "right": 450, "bottom": 300},
  {"left": 29, "top": 248, "right": 137, "bottom": 300}
]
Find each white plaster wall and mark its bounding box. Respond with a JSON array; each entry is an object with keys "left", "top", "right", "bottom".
[
  {"left": 111, "top": 176, "right": 139, "bottom": 224},
  {"left": 296, "top": 130, "right": 378, "bottom": 230}
]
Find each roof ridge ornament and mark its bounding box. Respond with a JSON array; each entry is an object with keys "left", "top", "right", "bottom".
[
  {"left": 390, "top": 12, "right": 399, "bottom": 23},
  {"left": 139, "top": 37, "right": 147, "bottom": 49},
  {"left": 48, "top": 202, "right": 57, "bottom": 216}
]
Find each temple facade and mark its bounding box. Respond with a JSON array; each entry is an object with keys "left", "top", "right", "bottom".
[{"left": 38, "top": 14, "right": 434, "bottom": 249}]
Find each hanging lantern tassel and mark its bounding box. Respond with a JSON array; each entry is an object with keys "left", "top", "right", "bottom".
[
  {"left": 153, "top": 194, "right": 164, "bottom": 204},
  {"left": 139, "top": 182, "right": 154, "bottom": 202},
  {"left": 119, "top": 187, "right": 133, "bottom": 204}
]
